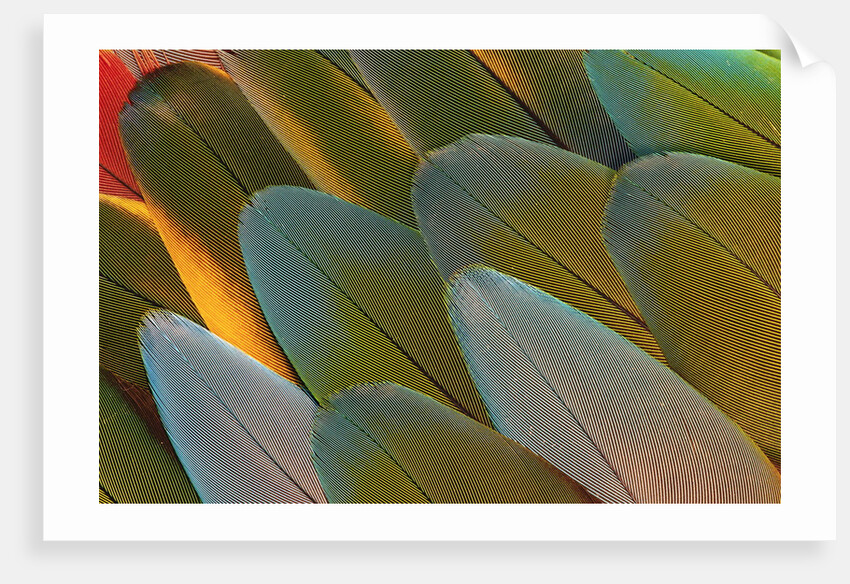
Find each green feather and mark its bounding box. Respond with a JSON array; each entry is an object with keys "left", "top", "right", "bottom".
[
  {"left": 99, "top": 193, "right": 203, "bottom": 325},
  {"left": 449, "top": 267, "right": 780, "bottom": 503},
  {"left": 240, "top": 186, "right": 490, "bottom": 426},
  {"left": 316, "top": 50, "right": 373, "bottom": 94},
  {"left": 414, "top": 134, "right": 665, "bottom": 362},
  {"left": 350, "top": 49, "right": 553, "bottom": 156},
  {"left": 219, "top": 50, "right": 421, "bottom": 228},
  {"left": 584, "top": 50, "right": 780, "bottom": 176},
  {"left": 99, "top": 275, "right": 160, "bottom": 391},
  {"left": 312, "top": 383, "right": 595, "bottom": 504},
  {"left": 604, "top": 153, "right": 780, "bottom": 467},
  {"left": 472, "top": 50, "right": 635, "bottom": 168}
]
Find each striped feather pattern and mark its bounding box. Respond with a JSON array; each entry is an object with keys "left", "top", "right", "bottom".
[
  {"left": 99, "top": 486, "right": 116, "bottom": 504},
  {"left": 604, "top": 153, "right": 781, "bottom": 467},
  {"left": 413, "top": 134, "right": 665, "bottom": 362},
  {"left": 99, "top": 369, "right": 200, "bottom": 504},
  {"left": 311, "top": 407, "right": 429, "bottom": 504},
  {"left": 99, "top": 51, "right": 142, "bottom": 200},
  {"left": 350, "top": 50, "right": 554, "bottom": 156},
  {"left": 114, "top": 50, "right": 159, "bottom": 79},
  {"left": 99, "top": 272, "right": 197, "bottom": 448},
  {"left": 139, "top": 311, "right": 327, "bottom": 504},
  {"left": 219, "top": 50, "right": 420, "bottom": 228},
  {"left": 583, "top": 50, "right": 780, "bottom": 177},
  {"left": 98, "top": 243, "right": 200, "bottom": 454},
  {"left": 96, "top": 48, "right": 782, "bottom": 506},
  {"left": 119, "top": 61, "right": 312, "bottom": 383},
  {"left": 100, "top": 193, "right": 204, "bottom": 325},
  {"left": 472, "top": 50, "right": 635, "bottom": 169},
  {"left": 629, "top": 50, "right": 780, "bottom": 145},
  {"left": 100, "top": 191, "right": 203, "bottom": 441},
  {"left": 239, "top": 186, "right": 490, "bottom": 426},
  {"left": 449, "top": 268, "right": 781, "bottom": 503},
  {"left": 312, "top": 383, "right": 595, "bottom": 504},
  {"left": 114, "top": 49, "right": 224, "bottom": 78}
]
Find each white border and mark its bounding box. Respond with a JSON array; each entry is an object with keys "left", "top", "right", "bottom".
[{"left": 44, "top": 13, "right": 836, "bottom": 541}]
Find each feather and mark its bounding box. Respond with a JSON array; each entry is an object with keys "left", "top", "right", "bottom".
[
  {"left": 99, "top": 369, "right": 200, "bottom": 503},
  {"left": 99, "top": 51, "right": 143, "bottom": 200},
  {"left": 99, "top": 190, "right": 202, "bottom": 397},
  {"left": 139, "top": 311, "right": 327, "bottom": 504},
  {"left": 472, "top": 50, "right": 635, "bottom": 168},
  {"left": 413, "top": 134, "right": 665, "bottom": 362},
  {"left": 603, "top": 152, "right": 781, "bottom": 467},
  {"left": 239, "top": 186, "right": 490, "bottom": 426},
  {"left": 114, "top": 50, "right": 160, "bottom": 79},
  {"left": 99, "top": 191, "right": 204, "bottom": 425},
  {"left": 99, "top": 273, "right": 197, "bottom": 451},
  {"left": 99, "top": 193, "right": 206, "bottom": 449},
  {"left": 350, "top": 49, "right": 634, "bottom": 168},
  {"left": 219, "top": 50, "right": 421, "bottom": 228},
  {"left": 583, "top": 50, "right": 780, "bottom": 177},
  {"left": 349, "top": 50, "right": 554, "bottom": 156},
  {"left": 99, "top": 193, "right": 203, "bottom": 325},
  {"left": 312, "top": 383, "right": 595, "bottom": 504},
  {"left": 98, "top": 48, "right": 783, "bottom": 507},
  {"left": 119, "top": 61, "right": 312, "bottom": 383},
  {"left": 114, "top": 49, "right": 224, "bottom": 79},
  {"left": 449, "top": 267, "right": 781, "bottom": 503}
]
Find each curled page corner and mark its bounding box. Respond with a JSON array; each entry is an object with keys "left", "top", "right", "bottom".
[
  {"left": 764, "top": 16, "right": 829, "bottom": 69},
  {"left": 786, "top": 33, "right": 823, "bottom": 68}
]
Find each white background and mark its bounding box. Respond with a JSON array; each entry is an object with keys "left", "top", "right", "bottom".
[{"left": 8, "top": 1, "right": 846, "bottom": 582}]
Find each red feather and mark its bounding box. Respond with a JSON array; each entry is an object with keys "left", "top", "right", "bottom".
[{"left": 99, "top": 50, "right": 142, "bottom": 200}]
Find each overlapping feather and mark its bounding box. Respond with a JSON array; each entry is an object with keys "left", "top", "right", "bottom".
[
  {"left": 98, "top": 272, "right": 191, "bottom": 456},
  {"left": 139, "top": 311, "right": 326, "bottom": 504},
  {"left": 99, "top": 276, "right": 162, "bottom": 391},
  {"left": 99, "top": 194, "right": 203, "bottom": 325},
  {"left": 99, "top": 369, "right": 200, "bottom": 504},
  {"left": 114, "top": 49, "right": 224, "bottom": 79},
  {"left": 449, "top": 268, "right": 780, "bottom": 503},
  {"left": 99, "top": 183, "right": 203, "bottom": 402},
  {"left": 603, "top": 153, "right": 781, "bottom": 466},
  {"left": 219, "top": 50, "right": 421, "bottom": 227},
  {"left": 312, "top": 382, "right": 594, "bottom": 503},
  {"left": 97, "top": 49, "right": 782, "bottom": 506},
  {"left": 118, "top": 61, "right": 311, "bottom": 382},
  {"left": 414, "top": 134, "right": 665, "bottom": 362},
  {"left": 350, "top": 49, "right": 634, "bottom": 170},
  {"left": 99, "top": 51, "right": 143, "bottom": 199},
  {"left": 350, "top": 50, "right": 554, "bottom": 156},
  {"left": 239, "top": 186, "right": 490, "bottom": 426},
  {"left": 316, "top": 50, "right": 373, "bottom": 94},
  {"left": 471, "top": 50, "right": 635, "bottom": 168},
  {"left": 583, "top": 49, "right": 780, "bottom": 176}
]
